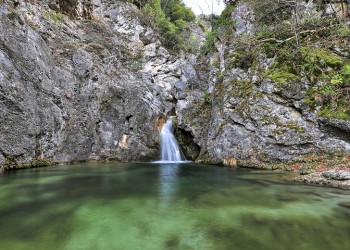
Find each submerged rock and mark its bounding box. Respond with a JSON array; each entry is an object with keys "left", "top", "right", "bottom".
[{"left": 296, "top": 172, "right": 350, "bottom": 190}]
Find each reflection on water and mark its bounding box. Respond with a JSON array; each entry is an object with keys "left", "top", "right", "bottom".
[
  {"left": 159, "top": 164, "right": 179, "bottom": 207},
  {"left": 0, "top": 163, "right": 349, "bottom": 250}
]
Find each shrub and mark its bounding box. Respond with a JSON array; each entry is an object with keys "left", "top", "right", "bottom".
[
  {"left": 43, "top": 10, "right": 62, "bottom": 24},
  {"left": 142, "top": 0, "right": 195, "bottom": 51},
  {"left": 201, "top": 5, "right": 235, "bottom": 55}
]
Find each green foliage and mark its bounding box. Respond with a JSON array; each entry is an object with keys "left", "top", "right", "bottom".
[
  {"left": 299, "top": 167, "right": 311, "bottom": 175},
  {"left": 334, "top": 27, "right": 350, "bottom": 37},
  {"left": 213, "top": 5, "right": 235, "bottom": 28},
  {"left": 208, "top": 0, "right": 350, "bottom": 123},
  {"left": 30, "top": 159, "right": 52, "bottom": 168},
  {"left": 3, "top": 158, "right": 52, "bottom": 170},
  {"left": 43, "top": 10, "right": 62, "bottom": 25},
  {"left": 212, "top": 57, "right": 220, "bottom": 68},
  {"left": 142, "top": 0, "right": 164, "bottom": 20},
  {"left": 157, "top": 17, "right": 178, "bottom": 39},
  {"left": 201, "top": 5, "right": 235, "bottom": 55},
  {"left": 202, "top": 30, "right": 219, "bottom": 54},
  {"left": 267, "top": 70, "right": 300, "bottom": 84},
  {"left": 302, "top": 47, "right": 344, "bottom": 69},
  {"left": 301, "top": 50, "right": 350, "bottom": 120},
  {"left": 333, "top": 65, "right": 350, "bottom": 86},
  {"left": 170, "top": 3, "right": 195, "bottom": 22},
  {"left": 318, "top": 107, "right": 349, "bottom": 120},
  {"left": 247, "top": 0, "right": 293, "bottom": 24},
  {"left": 186, "top": 34, "right": 200, "bottom": 53},
  {"left": 202, "top": 91, "right": 212, "bottom": 104},
  {"left": 256, "top": 33, "right": 350, "bottom": 120},
  {"left": 196, "top": 18, "right": 211, "bottom": 33},
  {"left": 142, "top": 0, "right": 194, "bottom": 50}
]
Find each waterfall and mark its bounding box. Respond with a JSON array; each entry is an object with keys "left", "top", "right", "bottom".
[{"left": 159, "top": 118, "right": 186, "bottom": 162}]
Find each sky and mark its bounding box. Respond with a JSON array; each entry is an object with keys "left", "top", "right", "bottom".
[{"left": 183, "top": 0, "right": 226, "bottom": 15}]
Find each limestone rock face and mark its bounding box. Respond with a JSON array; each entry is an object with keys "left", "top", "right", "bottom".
[
  {"left": 176, "top": 51, "right": 350, "bottom": 165},
  {"left": 0, "top": 0, "right": 190, "bottom": 165},
  {"left": 175, "top": 1, "right": 350, "bottom": 165},
  {"left": 50, "top": 0, "right": 94, "bottom": 18},
  {"left": 232, "top": 2, "right": 256, "bottom": 36}
]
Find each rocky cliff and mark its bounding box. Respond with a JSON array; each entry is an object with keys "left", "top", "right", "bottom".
[
  {"left": 0, "top": 0, "right": 196, "bottom": 167},
  {"left": 176, "top": 0, "right": 350, "bottom": 167},
  {"left": 1, "top": 0, "right": 350, "bottom": 170}
]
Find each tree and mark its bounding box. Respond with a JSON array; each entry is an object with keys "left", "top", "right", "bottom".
[{"left": 141, "top": 0, "right": 195, "bottom": 49}]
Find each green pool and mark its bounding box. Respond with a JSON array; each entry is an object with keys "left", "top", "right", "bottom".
[{"left": 0, "top": 163, "right": 349, "bottom": 250}]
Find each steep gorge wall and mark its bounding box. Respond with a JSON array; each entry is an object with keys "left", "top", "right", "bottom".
[
  {"left": 0, "top": 0, "right": 198, "bottom": 167},
  {"left": 175, "top": 0, "right": 350, "bottom": 166}
]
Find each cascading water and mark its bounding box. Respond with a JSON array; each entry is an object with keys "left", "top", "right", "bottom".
[{"left": 159, "top": 118, "right": 186, "bottom": 162}]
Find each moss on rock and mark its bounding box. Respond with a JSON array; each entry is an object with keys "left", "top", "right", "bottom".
[{"left": 301, "top": 46, "right": 344, "bottom": 69}]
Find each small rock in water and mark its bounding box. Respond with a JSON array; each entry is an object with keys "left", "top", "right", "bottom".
[
  {"left": 322, "top": 170, "right": 350, "bottom": 181},
  {"left": 223, "top": 158, "right": 237, "bottom": 167},
  {"left": 338, "top": 201, "right": 350, "bottom": 208}
]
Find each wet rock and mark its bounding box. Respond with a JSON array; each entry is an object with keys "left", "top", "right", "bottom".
[
  {"left": 322, "top": 170, "right": 350, "bottom": 181},
  {"left": 295, "top": 172, "right": 350, "bottom": 190},
  {"left": 174, "top": 127, "right": 200, "bottom": 161},
  {"left": 0, "top": 154, "right": 4, "bottom": 166},
  {"left": 223, "top": 158, "right": 237, "bottom": 167}
]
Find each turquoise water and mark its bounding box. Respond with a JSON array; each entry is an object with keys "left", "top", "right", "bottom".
[{"left": 0, "top": 163, "right": 349, "bottom": 250}]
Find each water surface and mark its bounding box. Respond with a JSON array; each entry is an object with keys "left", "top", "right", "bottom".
[{"left": 0, "top": 163, "right": 349, "bottom": 250}]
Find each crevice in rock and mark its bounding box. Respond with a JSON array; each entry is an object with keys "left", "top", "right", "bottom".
[
  {"left": 56, "top": 0, "right": 93, "bottom": 19},
  {"left": 34, "top": 131, "right": 44, "bottom": 159},
  {"left": 174, "top": 127, "right": 200, "bottom": 161},
  {"left": 125, "top": 114, "right": 133, "bottom": 132},
  {"left": 167, "top": 107, "right": 176, "bottom": 116},
  {"left": 231, "top": 119, "right": 255, "bottom": 132},
  {"left": 95, "top": 119, "right": 102, "bottom": 138},
  {"left": 273, "top": 142, "right": 315, "bottom": 148},
  {"left": 126, "top": 114, "right": 133, "bottom": 122},
  {"left": 320, "top": 125, "right": 350, "bottom": 144},
  {"left": 0, "top": 148, "right": 8, "bottom": 159}
]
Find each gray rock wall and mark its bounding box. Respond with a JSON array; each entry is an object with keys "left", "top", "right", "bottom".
[
  {"left": 175, "top": 0, "right": 350, "bottom": 166},
  {"left": 0, "top": 0, "right": 191, "bottom": 165}
]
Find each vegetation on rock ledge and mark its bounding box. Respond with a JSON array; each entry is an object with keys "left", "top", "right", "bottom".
[
  {"left": 212, "top": 0, "right": 350, "bottom": 120},
  {"left": 133, "top": 0, "right": 195, "bottom": 50},
  {"left": 3, "top": 158, "right": 53, "bottom": 171}
]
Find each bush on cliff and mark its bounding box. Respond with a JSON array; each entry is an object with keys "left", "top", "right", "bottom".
[{"left": 141, "top": 0, "right": 195, "bottom": 50}]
